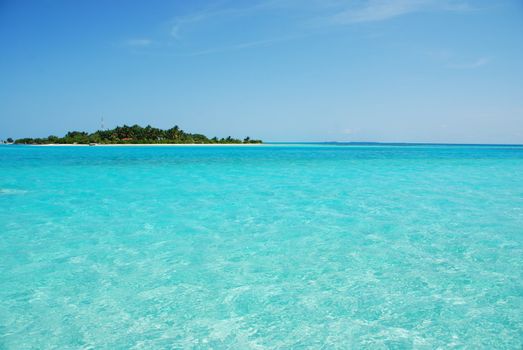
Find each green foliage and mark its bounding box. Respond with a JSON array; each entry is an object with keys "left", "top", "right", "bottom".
[{"left": 14, "top": 124, "right": 263, "bottom": 145}]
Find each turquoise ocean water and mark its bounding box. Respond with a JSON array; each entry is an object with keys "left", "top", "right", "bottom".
[{"left": 1, "top": 144, "right": 522, "bottom": 349}]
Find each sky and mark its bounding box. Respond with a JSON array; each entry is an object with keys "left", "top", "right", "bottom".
[{"left": 1, "top": 0, "right": 522, "bottom": 143}]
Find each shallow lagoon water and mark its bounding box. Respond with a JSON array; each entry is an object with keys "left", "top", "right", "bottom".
[{"left": 1, "top": 144, "right": 522, "bottom": 348}]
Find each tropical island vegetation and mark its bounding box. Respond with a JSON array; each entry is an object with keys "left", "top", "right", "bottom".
[{"left": 14, "top": 124, "right": 262, "bottom": 145}]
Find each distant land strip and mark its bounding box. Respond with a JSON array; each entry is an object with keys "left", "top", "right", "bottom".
[{"left": 14, "top": 125, "right": 262, "bottom": 145}]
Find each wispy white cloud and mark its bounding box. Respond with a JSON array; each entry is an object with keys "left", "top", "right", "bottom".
[
  {"left": 426, "top": 49, "right": 453, "bottom": 61},
  {"left": 124, "top": 0, "right": 477, "bottom": 55},
  {"left": 169, "top": 2, "right": 273, "bottom": 40},
  {"left": 448, "top": 57, "right": 490, "bottom": 69},
  {"left": 123, "top": 38, "right": 153, "bottom": 47},
  {"left": 326, "top": 0, "right": 472, "bottom": 24},
  {"left": 427, "top": 49, "right": 490, "bottom": 69},
  {"left": 167, "top": 0, "right": 474, "bottom": 41},
  {"left": 143, "top": 34, "right": 303, "bottom": 57},
  {"left": 341, "top": 128, "right": 359, "bottom": 135},
  {"left": 170, "top": 12, "right": 211, "bottom": 39},
  {"left": 330, "top": 0, "right": 427, "bottom": 24}
]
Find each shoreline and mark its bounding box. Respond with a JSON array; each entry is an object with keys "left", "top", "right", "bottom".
[
  {"left": 5, "top": 142, "right": 522, "bottom": 147},
  {"left": 34, "top": 143, "right": 269, "bottom": 147}
]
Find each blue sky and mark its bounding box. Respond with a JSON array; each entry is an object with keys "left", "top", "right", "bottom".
[{"left": 1, "top": 0, "right": 522, "bottom": 143}]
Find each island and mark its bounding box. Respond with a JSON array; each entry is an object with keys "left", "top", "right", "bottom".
[{"left": 14, "top": 124, "right": 262, "bottom": 145}]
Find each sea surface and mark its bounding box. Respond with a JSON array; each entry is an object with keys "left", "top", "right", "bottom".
[{"left": 1, "top": 144, "right": 522, "bottom": 349}]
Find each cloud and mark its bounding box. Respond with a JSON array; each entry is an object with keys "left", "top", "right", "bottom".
[
  {"left": 168, "top": 1, "right": 474, "bottom": 38},
  {"left": 426, "top": 49, "right": 453, "bottom": 61},
  {"left": 124, "top": 0, "right": 476, "bottom": 55},
  {"left": 146, "top": 34, "right": 303, "bottom": 57},
  {"left": 426, "top": 49, "right": 490, "bottom": 69},
  {"left": 170, "top": 14, "right": 207, "bottom": 39},
  {"left": 124, "top": 38, "right": 153, "bottom": 47},
  {"left": 330, "top": 0, "right": 428, "bottom": 24},
  {"left": 168, "top": 3, "right": 271, "bottom": 40},
  {"left": 448, "top": 57, "right": 490, "bottom": 69},
  {"left": 326, "top": 0, "right": 472, "bottom": 24}
]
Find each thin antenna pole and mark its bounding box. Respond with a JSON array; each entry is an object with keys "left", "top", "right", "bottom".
[{"left": 101, "top": 116, "right": 105, "bottom": 131}]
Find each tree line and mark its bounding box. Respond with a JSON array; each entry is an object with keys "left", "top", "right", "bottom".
[{"left": 14, "top": 125, "right": 262, "bottom": 145}]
